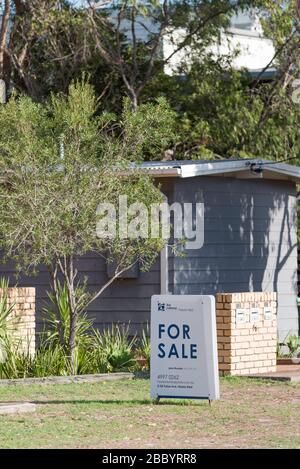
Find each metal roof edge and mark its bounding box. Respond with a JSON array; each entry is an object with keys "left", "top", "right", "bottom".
[
  {"left": 179, "top": 161, "right": 246, "bottom": 178},
  {"left": 261, "top": 163, "right": 300, "bottom": 182},
  {"left": 135, "top": 167, "right": 182, "bottom": 177},
  {"left": 140, "top": 159, "right": 300, "bottom": 183}
]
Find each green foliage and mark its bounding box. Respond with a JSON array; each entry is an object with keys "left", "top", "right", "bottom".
[
  {"left": 0, "top": 338, "right": 109, "bottom": 379},
  {"left": 31, "top": 344, "right": 68, "bottom": 378},
  {"left": 0, "top": 280, "right": 151, "bottom": 378},
  {"left": 131, "top": 1, "right": 300, "bottom": 162},
  {"left": 0, "top": 281, "right": 152, "bottom": 379},
  {"left": 135, "top": 326, "right": 151, "bottom": 370},
  {"left": 0, "top": 79, "right": 171, "bottom": 371},
  {"left": 0, "top": 339, "right": 33, "bottom": 379},
  {"left": 43, "top": 282, "right": 93, "bottom": 351},
  {"left": 42, "top": 281, "right": 109, "bottom": 375},
  {"left": 0, "top": 278, "right": 15, "bottom": 363},
  {"left": 278, "top": 333, "right": 300, "bottom": 358},
  {"left": 0, "top": 324, "right": 138, "bottom": 379},
  {"left": 121, "top": 97, "right": 176, "bottom": 161},
  {"left": 143, "top": 51, "right": 300, "bottom": 161},
  {"left": 9, "top": 1, "right": 115, "bottom": 101},
  {"left": 5, "top": 1, "right": 300, "bottom": 163},
  {"left": 0, "top": 79, "right": 170, "bottom": 274},
  {"left": 285, "top": 335, "right": 300, "bottom": 358},
  {"left": 93, "top": 326, "right": 136, "bottom": 372},
  {"left": 0, "top": 341, "right": 67, "bottom": 379}
]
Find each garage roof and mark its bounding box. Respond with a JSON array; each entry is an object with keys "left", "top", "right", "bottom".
[{"left": 137, "top": 159, "right": 300, "bottom": 183}]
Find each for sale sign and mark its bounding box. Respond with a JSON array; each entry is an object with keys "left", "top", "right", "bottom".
[{"left": 150, "top": 295, "right": 220, "bottom": 401}]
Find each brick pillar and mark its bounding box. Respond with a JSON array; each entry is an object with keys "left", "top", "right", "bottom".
[
  {"left": 2, "top": 287, "right": 36, "bottom": 356},
  {"left": 216, "top": 292, "right": 277, "bottom": 376}
]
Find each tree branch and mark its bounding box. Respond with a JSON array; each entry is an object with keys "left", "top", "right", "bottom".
[{"left": 84, "top": 260, "right": 138, "bottom": 310}]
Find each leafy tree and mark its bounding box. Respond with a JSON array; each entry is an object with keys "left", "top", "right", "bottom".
[
  {"left": 139, "top": 0, "right": 300, "bottom": 161},
  {"left": 2, "top": 1, "right": 300, "bottom": 159},
  {"left": 1, "top": 0, "right": 263, "bottom": 106},
  {"left": 80, "top": 0, "right": 300, "bottom": 161},
  {"left": 0, "top": 1, "right": 118, "bottom": 103},
  {"left": 0, "top": 79, "right": 175, "bottom": 370},
  {"left": 85, "top": 0, "right": 261, "bottom": 110},
  {"left": 149, "top": 55, "right": 300, "bottom": 161}
]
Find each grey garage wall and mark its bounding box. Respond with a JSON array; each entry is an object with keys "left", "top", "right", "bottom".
[
  {"left": 0, "top": 175, "right": 298, "bottom": 340},
  {"left": 172, "top": 176, "right": 299, "bottom": 341},
  {"left": 0, "top": 254, "right": 161, "bottom": 336}
]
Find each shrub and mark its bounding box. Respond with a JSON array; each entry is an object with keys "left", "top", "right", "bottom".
[
  {"left": 0, "top": 337, "right": 33, "bottom": 379},
  {"left": 32, "top": 344, "right": 68, "bottom": 377},
  {"left": 43, "top": 282, "right": 94, "bottom": 352},
  {"left": 135, "top": 326, "right": 151, "bottom": 370},
  {"left": 93, "top": 325, "right": 136, "bottom": 372},
  {"left": 0, "top": 280, "right": 143, "bottom": 378},
  {"left": 285, "top": 335, "right": 300, "bottom": 358},
  {"left": 0, "top": 278, "right": 15, "bottom": 364},
  {"left": 41, "top": 282, "right": 106, "bottom": 375}
]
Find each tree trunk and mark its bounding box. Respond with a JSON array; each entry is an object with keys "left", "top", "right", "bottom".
[
  {"left": 66, "top": 255, "right": 78, "bottom": 374},
  {"left": 51, "top": 256, "right": 78, "bottom": 373},
  {"left": 48, "top": 264, "right": 66, "bottom": 350},
  {"left": 0, "top": 79, "right": 6, "bottom": 103},
  {"left": 131, "top": 92, "right": 138, "bottom": 112},
  {"left": 68, "top": 303, "right": 77, "bottom": 374},
  {"left": 0, "top": 0, "right": 10, "bottom": 99}
]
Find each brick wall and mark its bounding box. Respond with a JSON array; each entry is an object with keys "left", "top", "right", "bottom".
[
  {"left": 216, "top": 292, "right": 277, "bottom": 376},
  {"left": 1, "top": 287, "right": 36, "bottom": 356}
]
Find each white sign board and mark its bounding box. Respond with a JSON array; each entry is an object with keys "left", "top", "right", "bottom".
[{"left": 150, "top": 295, "right": 220, "bottom": 401}]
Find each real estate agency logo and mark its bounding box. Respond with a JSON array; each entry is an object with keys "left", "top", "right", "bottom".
[{"left": 157, "top": 301, "right": 166, "bottom": 311}]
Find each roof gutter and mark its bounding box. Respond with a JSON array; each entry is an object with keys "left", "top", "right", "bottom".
[
  {"left": 142, "top": 168, "right": 182, "bottom": 178},
  {"left": 180, "top": 161, "right": 247, "bottom": 178},
  {"left": 261, "top": 165, "right": 300, "bottom": 183}
]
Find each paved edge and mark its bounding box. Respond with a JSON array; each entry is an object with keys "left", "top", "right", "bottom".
[
  {"left": 246, "top": 374, "right": 300, "bottom": 382},
  {"left": 0, "top": 402, "right": 37, "bottom": 415},
  {"left": 0, "top": 372, "right": 134, "bottom": 387}
]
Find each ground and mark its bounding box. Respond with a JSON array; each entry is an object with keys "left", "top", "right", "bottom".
[{"left": 0, "top": 377, "right": 299, "bottom": 449}]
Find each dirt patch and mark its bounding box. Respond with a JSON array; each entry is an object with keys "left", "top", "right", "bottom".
[{"left": 97, "top": 381, "right": 300, "bottom": 449}]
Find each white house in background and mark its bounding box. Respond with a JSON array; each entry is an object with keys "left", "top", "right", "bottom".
[
  {"left": 105, "top": 6, "right": 276, "bottom": 78},
  {"left": 163, "top": 10, "right": 276, "bottom": 77}
]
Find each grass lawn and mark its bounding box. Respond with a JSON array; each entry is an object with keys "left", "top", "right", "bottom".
[{"left": 0, "top": 377, "right": 299, "bottom": 449}]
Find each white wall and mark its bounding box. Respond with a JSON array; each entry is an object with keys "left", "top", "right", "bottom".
[{"left": 163, "top": 26, "right": 275, "bottom": 76}]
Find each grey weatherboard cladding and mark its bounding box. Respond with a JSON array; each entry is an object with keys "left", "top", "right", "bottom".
[{"left": 0, "top": 162, "right": 298, "bottom": 340}]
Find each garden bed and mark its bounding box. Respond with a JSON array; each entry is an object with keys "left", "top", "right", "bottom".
[{"left": 277, "top": 358, "right": 300, "bottom": 365}]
